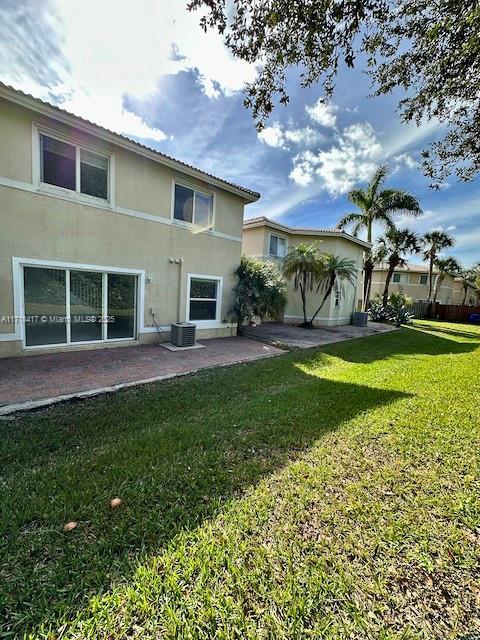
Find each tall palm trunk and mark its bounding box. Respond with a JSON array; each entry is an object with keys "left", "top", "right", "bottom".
[
  {"left": 462, "top": 287, "right": 468, "bottom": 305},
  {"left": 427, "top": 255, "right": 435, "bottom": 302},
  {"left": 432, "top": 274, "right": 443, "bottom": 304},
  {"left": 382, "top": 263, "right": 396, "bottom": 306},
  {"left": 310, "top": 273, "right": 336, "bottom": 324},
  {"left": 299, "top": 280, "right": 308, "bottom": 326},
  {"left": 363, "top": 253, "right": 374, "bottom": 310}
]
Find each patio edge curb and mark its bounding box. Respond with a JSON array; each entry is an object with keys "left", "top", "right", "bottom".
[{"left": 0, "top": 349, "right": 286, "bottom": 417}]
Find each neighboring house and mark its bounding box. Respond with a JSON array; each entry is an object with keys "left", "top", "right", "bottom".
[
  {"left": 371, "top": 263, "right": 477, "bottom": 305},
  {"left": 371, "top": 263, "right": 448, "bottom": 303},
  {"left": 452, "top": 278, "right": 477, "bottom": 306},
  {"left": 242, "top": 217, "right": 369, "bottom": 326},
  {"left": 0, "top": 84, "right": 259, "bottom": 358}
]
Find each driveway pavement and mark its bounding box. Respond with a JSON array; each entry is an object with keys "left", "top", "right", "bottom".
[{"left": 244, "top": 321, "right": 396, "bottom": 349}]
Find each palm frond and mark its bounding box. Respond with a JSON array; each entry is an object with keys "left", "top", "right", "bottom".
[
  {"left": 367, "top": 164, "right": 390, "bottom": 199},
  {"left": 347, "top": 189, "right": 369, "bottom": 210},
  {"left": 336, "top": 212, "right": 364, "bottom": 232},
  {"left": 377, "top": 189, "right": 422, "bottom": 217}
]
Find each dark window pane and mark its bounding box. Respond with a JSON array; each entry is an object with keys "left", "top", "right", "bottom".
[
  {"left": 107, "top": 274, "right": 136, "bottom": 339},
  {"left": 189, "top": 300, "right": 217, "bottom": 321},
  {"left": 80, "top": 150, "right": 108, "bottom": 199},
  {"left": 24, "top": 267, "right": 67, "bottom": 346},
  {"left": 269, "top": 235, "right": 278, "bottom": 255},
  {"left": 174, "top": 184, "right": 193, "bottom": 222},
  {"left": 41, "top": 135, "right": 76, "bottom": 191},
  {"left": 70, "top": 271, "right": 103, "bottom": 342},
  {"left": 195, "top": 192, "right": 212, "bottom": 226},
  {"left": 190, "top": 279, "right": 217, "bottom": 299}
]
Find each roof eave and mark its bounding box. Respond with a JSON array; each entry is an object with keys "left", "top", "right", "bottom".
[
  {"left": 0, "top": 84, "right": 260, "bottom": 203},
  {"left": 244, "top": 217, "right": 371, "bottom": 249}
]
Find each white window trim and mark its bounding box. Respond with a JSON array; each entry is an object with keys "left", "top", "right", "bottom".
[
  {"left": 9, "top": 257, "right": 145, "bottom": 348},
  {"left": 393, "top": 272, "right": 410, "bottom": 284},
  {"left": 32, "top": 123, "right": 115, "bottom": 208},
  {"left": 186, "top": 273, "right": 223, "bottom": 328},
  {"left": 0, "top": 174, "right": 242, "bottom": 242},
  {"left": 268, "top": 232, "right": 287, "bottom": 258},
  {"left": 171, "top": 178, "right": 215, "bottom": 230}
]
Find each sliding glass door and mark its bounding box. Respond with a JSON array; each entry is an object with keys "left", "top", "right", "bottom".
[
  {"left": 107, "top": 274, "right": 136, "bottom": 340},
  {"left": 23, "top": 266, "right": 137, "bottom": 347},
  {"left": 24, "top": 268, "right": 67, "bottom": 346},
  {"left": 70, "top": 270, "right": 103, "bottom": 342}
]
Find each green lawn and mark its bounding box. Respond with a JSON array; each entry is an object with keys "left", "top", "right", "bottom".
[{"left": 1, "top": 320, "right": 479, "bottom": 639}]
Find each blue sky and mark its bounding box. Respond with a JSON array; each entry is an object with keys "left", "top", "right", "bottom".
[{"left": 1, "top": 0, "right": 478, "bottom": 265}]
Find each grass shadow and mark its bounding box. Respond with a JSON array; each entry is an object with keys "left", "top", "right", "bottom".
[
  {"left": 0, "top": 347, "right": 410, "bottom": 636},
  {"left": 321, "top": 322, "right": 480, "bottom": 364},
  {"left": 412, "top": 320, "right": 480, "bottom": 341}
]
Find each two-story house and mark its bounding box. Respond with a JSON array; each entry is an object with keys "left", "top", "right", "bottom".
[
  {"left": 371, "top": 263, "right": 477, "bottom": 305},
  {"left": 242, "top": 217, "right": 369, "bottom": 326},
  {"left": 0, "top": 84, "right": 259, "bottom": 358}
]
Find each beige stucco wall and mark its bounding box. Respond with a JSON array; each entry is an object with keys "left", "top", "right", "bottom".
[
  {"left": 452, "top": 280, "right": 476, "bottom": 305},
  {"left": 0, "top": 97, "right": 250, "bottom": 357},
  {"left": 242, "top": 226, "right": 365, "bottom": 326},
  {"left": 241, "top": 224, "right": 267, "bottom": 258},
  {"left": 370, "top": 269, "right": 455, "bottom": 304}
]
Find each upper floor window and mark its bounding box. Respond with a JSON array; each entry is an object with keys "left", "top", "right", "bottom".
[
  {"left": 40, "top": 134, "right": 109, "bottom": 201},
  {"left": 393, "top": 272, "right": 409, "bottom": 284},
  {"left": 419, "top": 274, "right": 428, "bottom": 285},
  {"left": 269, "top": 234, "right": 286, "bottom": 258},
  {"left": 173, "top": 183, "right": 213, "bottom": 227}
]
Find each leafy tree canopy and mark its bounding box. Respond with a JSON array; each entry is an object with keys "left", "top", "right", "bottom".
[
  {"left": 188, "top": 0, "right": 480, "bottom": 183},
  {"left": 232, "top": 255, "right": 287, "bottom": 333}
]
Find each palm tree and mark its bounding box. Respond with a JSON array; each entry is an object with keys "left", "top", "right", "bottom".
[
  {"left": 432, "top": 256, "right": 461, "bottom": 304},
  {"left": 310, "top": 255, "right": 357, "bottom": 325},
  {"left": 232, "top": 256, "right": 287, "bottom": 335},
  {"left": 283, "top": 243, "right": 324, "bottom": 326},
  {"left": 337, "top": 165, "right": 422, "bottom": 308},
  {"left": 472, "top": 264, "right": 480, "bottom": 304},
  {"left": 377, "top": 228, "right": 420, "bottom": 305},
  {"left": 458, "top": 269, "right": 474, "bottom": 305},
  {"left": 422, "top": 230, "right": 455, "bottom": 302}
]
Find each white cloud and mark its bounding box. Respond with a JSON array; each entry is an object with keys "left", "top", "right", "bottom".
[
  {"left": 306, "top": 99, "right": 338, "bottom": 127},
  {"left": 394, "top": 152, "right": 417, "bottom": 170},
  {"left": 289, "top": 152, "right": 318, "bottom": 186},
  {"left": 258, "top": 122, "right": 323, "bottom": 150},
  {"left": 1, "top": 0, "right": 257, "bottom": 143},
  {"left": 258, "top": 122, "right": 285, "bottom": 148},
  {"left": 290, "top": 122, "right": 382, "bottom": 196}
]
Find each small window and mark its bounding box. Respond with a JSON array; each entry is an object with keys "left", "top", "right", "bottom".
[
  {"left": 188, "top": 277, "right": 218, "bottom": 321},
  {"left": 393, "top": 273, "right": 408, "bottom": 284},
  {"left": 269, "top": 234, "right": 286, "bottom": 257},
  {"left": 40, "top": 133, "right": 109, "bottom": 201},
  {"left": 80, "top": 149, "right": 108, "bottom": 199},
  {"left": 41, "top": 135, "right": 76, "bottom": 191},
  {"left": 174, "top": 184, "right": 213, "bottom": 227},
  {"left": 419, "top": 274, "right": 428, "bottom": 285}
]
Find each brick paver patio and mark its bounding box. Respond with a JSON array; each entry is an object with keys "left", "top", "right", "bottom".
[
  {"left": 0, "top": 338, "right": 285, "bottom": 414},
  {"left": 244, "top": 321, "right": 395, "bottom": 349}
]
